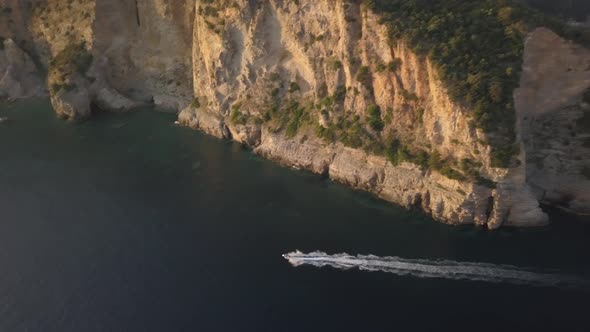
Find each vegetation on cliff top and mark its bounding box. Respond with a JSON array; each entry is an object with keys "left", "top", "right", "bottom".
[{"left": 365, "top": 0, "right": 590, "bottom": 167}]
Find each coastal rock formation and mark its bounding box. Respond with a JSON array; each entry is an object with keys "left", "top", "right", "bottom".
[
  {"left": 0, "top": 38, "right": 45, "bottom": 99},
  {"left": 187, "top": 0, "right": 553, "bottom": 228},
  {"left": 0, "top": 0, "right": 588, "bottom": 228},
  {"left": 516, "top": 28, "right": 590, "bottom": 215},
  {"left": 50, "top": 83, "right": 91, "bottom": 120},
  {"left": 179, "top": 105, "right": 231, "bottom": 139}
]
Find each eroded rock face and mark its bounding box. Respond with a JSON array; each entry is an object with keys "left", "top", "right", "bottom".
[
  {"left": 2, "top": 0, "right": 588, "bottom": 228},
  {"left": 94, "top": 86, "right": 142, "bottom": 112},
  {"left": 516, "top": 28, "right": 590, "bottom": 215},
  {"left": 22, "top": 0, "right": 194, "bottom": 111},
  {"left": 178, "top": 106, "right": 230, "bottom": 139},
  {"left": 0, "top": 39, "right": 45, "bottom": 99},
  {"left": 50, "top": 85, "right": 91, "bottom": 120},
  {"left": 91, "top": 0, "right": 195, "bottom": 108},
  {"left": 188, "top": 0, "right": 551, "bottom": 228}
]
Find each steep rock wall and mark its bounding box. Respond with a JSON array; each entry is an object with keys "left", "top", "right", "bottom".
[
  {"left": 0, "top": 0, "right": 195, "bottom": 113},
  {"left": 92, "top": 0, "right": 194, "bottom": 109},
  {"left": 0, "top": 0, "right": 45, "bottom": 99},
  {"left": 182, "top": 0, "right": 549, "bottom": 228}
]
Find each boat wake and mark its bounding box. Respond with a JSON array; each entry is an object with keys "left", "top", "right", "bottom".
[{"left": 283, "top": 251, "right": 590, "bottom": 290}]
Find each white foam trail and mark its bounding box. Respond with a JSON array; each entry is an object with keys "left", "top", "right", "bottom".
[{"left": 283, "top": 251, "right": 590, "bottom": 290}]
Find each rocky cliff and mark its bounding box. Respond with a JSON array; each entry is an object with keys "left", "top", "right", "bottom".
[
  {"left": 1, "top": 0, "right": 588, "bottom": 228},
  {"left": 516, "top": 27, "right": 590, "bottom": 215}
]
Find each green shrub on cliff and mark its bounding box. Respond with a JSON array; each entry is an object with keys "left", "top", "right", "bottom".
[
  {"left": 264, "top": 99, "right": 313, "bottom": 138},
  {"left": 47, "top": 41, "right": 93, "bottom": 94},
  {"left": 477, "top": 176, "right": 497, "bottom": 189},
  {"left": 288, "top": 82, "right": 301, "bottom": 93},
  {"left": 49, "top": 42, "right": 93, "bottom": 77},
  {"left": 327, "top": 57, "right": 343, "bottom": 71},
  {"left": 355, "top": 66, "right": 372, "bottom": 87},
  {"left": 385, "top": 138, "right": 428, "bottom": 168},
  {"left": 285, "top": 107, "right": 305, "bottom": 138},
  {"left": 333, "top": 85, "right": 347, "bottom": 103},
  {"left": 316, "top": 114, "right": 377, "bottom": 152},
  {"left": 387, "top": 58, "right": 402, "bottom": 72},
  {"left": 230, "top": 109, "right": 247, "bottom": 126},
  {"left": 190, "top": 97, "right": 201, "bottom": 109},
  {"left": 366, "top": 105, "right": 384, "bottom": 131},
  {"left": 490, "top": 144, "right": 520, "bottom": 168},
  {"left": 339, "top": 118, "right": 367, "bottom": 148}
]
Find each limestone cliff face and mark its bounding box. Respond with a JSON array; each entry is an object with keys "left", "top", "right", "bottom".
[
  {"left": 183, "top": 0, "right": 549, "bottom": 228},
  {"left": 26, "top": 0, "right": 194, "bottom": 116},
  {"left": 1, "top": 0, "right": 587, "bottom": 228}
]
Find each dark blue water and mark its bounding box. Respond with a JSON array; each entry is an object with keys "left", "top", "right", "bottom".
[{"left": 1, "top": 99, "right": 589, "bottom": 331}]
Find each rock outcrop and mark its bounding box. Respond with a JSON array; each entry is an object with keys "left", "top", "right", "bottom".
[
  {"left": 516, "top": 27, "right": 590, "bottom": 215},
  {"left": 0, "top": 0, "right": 588, "bottom": 228},
  {"left": 0, "top": 39, "right": 45, "bottom": 99},
  {"left": 50, "top": 84, "right": 91, "bottom": 120},
  {"left": 179, "top": 105, "right": 231, "bottom": 139}
]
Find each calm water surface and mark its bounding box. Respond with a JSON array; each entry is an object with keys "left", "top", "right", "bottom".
[{"left": 0, "top": 99, "right": 589, "bottom": 331}]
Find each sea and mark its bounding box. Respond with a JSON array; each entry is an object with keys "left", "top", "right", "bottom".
[{"left": 0, "top": 99, "right": 589, "bottom": 331}]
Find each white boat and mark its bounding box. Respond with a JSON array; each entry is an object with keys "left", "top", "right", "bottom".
[
  {"left": 0, "top": 116, "right": 8, "bottom": 123},
  {"left": 282, "top": 250, "right": 590, "bottom": 289}
]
